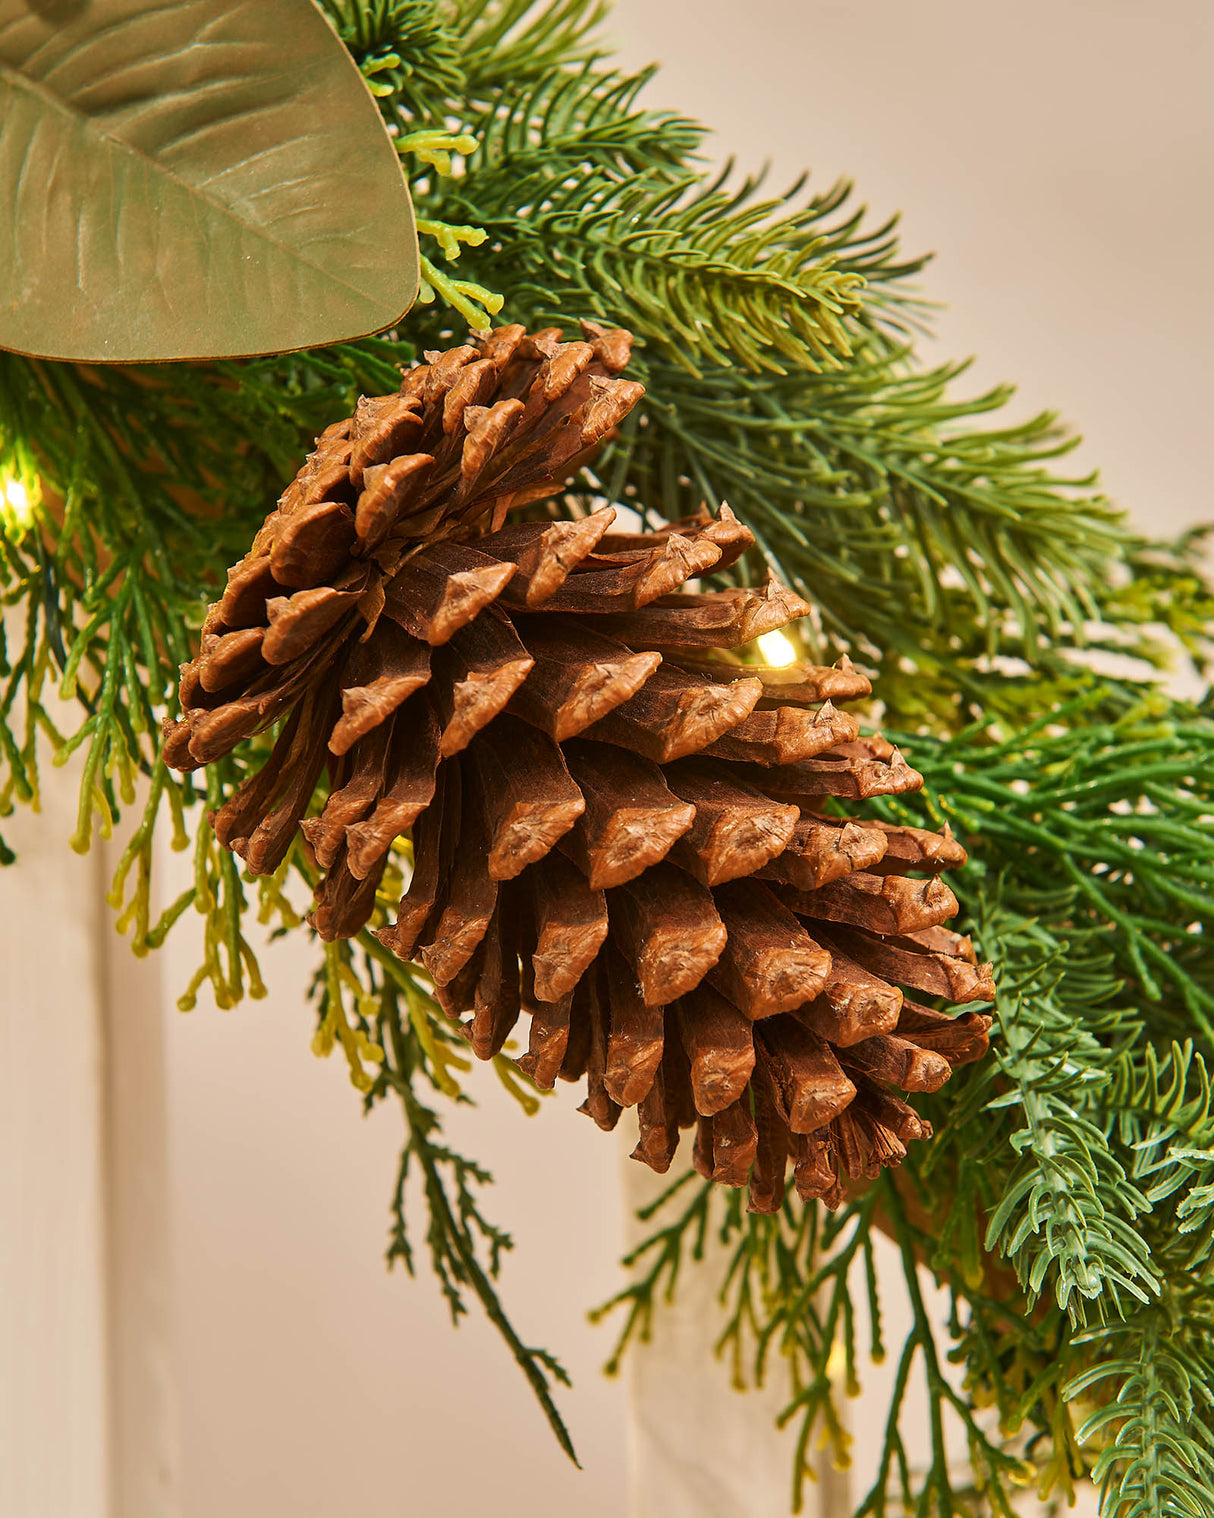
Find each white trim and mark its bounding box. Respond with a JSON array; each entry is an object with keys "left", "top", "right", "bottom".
[
  {"left": 0, "top": 765, "right": 111, "bottom": 1518},
  {"left": 100, "top": 845, "right": 180, "bottom": 1518},
  {"left": 0, "top": 732, "right": 180, "bottom": 1518}
]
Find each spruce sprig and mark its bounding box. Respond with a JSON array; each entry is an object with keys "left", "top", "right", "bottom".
[{"left": 601, "top": 352, "right": 1132, "bottom": 682}]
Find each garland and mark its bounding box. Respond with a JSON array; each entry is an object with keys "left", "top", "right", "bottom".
[{"left": 0, "top": 2, "right": 1211, "bottom": 1511}]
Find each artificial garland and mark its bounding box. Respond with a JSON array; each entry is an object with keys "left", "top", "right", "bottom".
[{"left": 0, "top": 1, "right": 1211, "bottom": 1513}]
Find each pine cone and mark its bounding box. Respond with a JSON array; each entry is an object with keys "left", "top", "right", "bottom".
[{"left": 164, "top": 322, "right": 994, "bottom": 1212}]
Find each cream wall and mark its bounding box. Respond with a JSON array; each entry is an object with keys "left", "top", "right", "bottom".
[
  {"left": 159, "top": 871, "right": 630, "bottom": 1516},
  {"left": 607, "top": 0, "right": 1213, "bottom": 537},
  {"left": 5, "top": 5, "right": 1208, "bottom": 1518}
]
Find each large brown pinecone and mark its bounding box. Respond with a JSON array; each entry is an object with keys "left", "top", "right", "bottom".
[{"left": 163, "top": 322, "right": 993, "bottom": 1213}]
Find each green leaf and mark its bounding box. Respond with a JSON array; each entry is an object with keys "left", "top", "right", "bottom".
[{"left": 0, "top": 0, "right": 418, "bottom": 361}]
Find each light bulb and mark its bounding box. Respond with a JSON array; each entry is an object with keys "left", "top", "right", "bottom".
[
  {"left": 757, "top": 629, "right": 798, "bottom": 667},
  {"left": 1, "top": 476, "right": 33, "bottom": 534}
]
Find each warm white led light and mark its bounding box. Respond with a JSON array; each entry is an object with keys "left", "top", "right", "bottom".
[
  {"left": 1, "top": 476, "right": 33, "bottom": 534},
  {"left": 757, "top": 629, "right": 797, "bottom": 667}
]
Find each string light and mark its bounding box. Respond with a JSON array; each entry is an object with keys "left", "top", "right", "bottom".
[
  {"left": 757, "top": 628, "right": 798, "bottom": 667},
  {"left": 1, "top": 475, "right": 34, "bottom": 535}
]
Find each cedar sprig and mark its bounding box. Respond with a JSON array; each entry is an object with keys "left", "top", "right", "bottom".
[
  {"left": 597, "top": 1172, "right": 1035, "bottom": 1517},
  {"left": 0, "top": 326, "right": 577, "bottom": 1446},
  {"left": 369, "top": 966, "right": 578, "bottom": 1463},
  {"left": 321, "top": 0, "right": 506, "bottom": 329}
]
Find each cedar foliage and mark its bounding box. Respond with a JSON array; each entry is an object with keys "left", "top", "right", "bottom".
[{"left": 0, "top": 1, "right": 1211, "bottom": 1512}]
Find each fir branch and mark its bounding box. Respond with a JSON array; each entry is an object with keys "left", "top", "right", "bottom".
[
  {"left": 465, "top": 61, "right": 703, "bottom": 181},
  {"left": 1068, "top": 1302, "right": 1214, "bottom": 1518},
  {"left": 972, "top": 894, "right": 1159, "bottom": 1321},
  {"left": 594, "top": 350, "right": 1132, "bottom": 681},
  {"left": 1112, "top": 1043, "right": 1214, "bottom": 1272},
  {"left": 380, "top": 5, "right": 922, "bottom": 373},
  {"left": 400, "top": 0, "right": 1171, "bottom": 684},
  {"left": 320, "top": 0, "right": 467, "bottom": 120}
]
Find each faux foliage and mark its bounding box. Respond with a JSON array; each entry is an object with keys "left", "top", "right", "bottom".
[
  {"left": 0, "top": 0, "right": 419, "bottom": 361},
  {"left": 0, "top": 1, "right": 1211, "bottom": 1512}
]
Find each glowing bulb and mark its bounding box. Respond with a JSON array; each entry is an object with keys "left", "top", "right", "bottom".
[
  {"left": 757, "top": 629, "right": 798, "bottom": 667},
  {"left": 1, "top": 476, "right": 33, "bottom": 535}
]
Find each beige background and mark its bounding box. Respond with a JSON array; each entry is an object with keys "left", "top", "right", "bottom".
[
  {"left": 609, "top": 0, "right": 1212, "bottom": 536},
  {"left": 3, "top": 3, "right": 1210, "bottom": 1516}
]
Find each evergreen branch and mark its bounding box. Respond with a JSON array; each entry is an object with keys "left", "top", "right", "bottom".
[
  {"left": 599, "top": 1175, "right": 1033, "bottom": 1516},
  {"left": 0, "top": 319, "right": 582, "bottom": 1462},
  {"left": 433, "top": 165, "right": 867, "bottom": 371},
  {"left": 1068, "top": 1303, "right": 1214, "bottom": 1518},
  {"left": 465, "top": 61, "right": 703, "bottom": 181},
  {"left": 589, "top": 1169, "right": 710, "bottom": 1374},
  {"left": 609, "top": 691, "right": 1214, "bottom": 1513},
  {"left": 594, "top": 350, "right": 1131, "bottom": 680},
  {"left": 0, "top": 4, "right": 1211, "bottom": 1508},
  {"left": 373, "top": 968, "right": 579, "bottom": 1465},
  {"left": 450, "top": 0, "right": 610, "bottom": 92},
  {"left": 395, "top": 0, "right": 1177, "bottom": 681},
  {"left": 320, "top": 0, "right": 468, "bottom": 121},
  {"left": 973, "top": 896, "right": 1160, "bottom": 1320},
  {"left": 401, "top": 10, "right": 925, "bottom": 372}
]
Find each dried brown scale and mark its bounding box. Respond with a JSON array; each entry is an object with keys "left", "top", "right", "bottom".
[
  {"left": 708, "top": 881, "right": 831, "bottom": 1020},
  {"left": 164, "top": 322, "right": 995, "bottom": 1211},
  {"left": 756, "top": 813, "right": 889, "bottom": 891},
  {"left": 603, "top": 947, "right": 665, "bottom": 1107},
  {"left": 561, "top": 740, "right": 696, "bottom": 890}
]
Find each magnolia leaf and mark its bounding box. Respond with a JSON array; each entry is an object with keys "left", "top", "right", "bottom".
[{"left": 0, "top": 0, "right": 418, "bottom": 361}]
